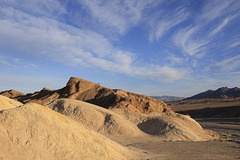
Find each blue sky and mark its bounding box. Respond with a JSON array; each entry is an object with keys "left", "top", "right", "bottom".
[{"left": 0, "top": 0, "right": 240, "bottom": 97}]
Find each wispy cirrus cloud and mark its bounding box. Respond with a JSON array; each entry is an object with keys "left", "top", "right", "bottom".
[
  {"left": 217, "top": 54, "right": 240, "bottom": 72},
  {"left": 173, "top": 25, "right": 213, "bottom": 59},
  {"left": 197, "top": 0, "right": 238, "bottom": 23},
  {"left": 0, "top": 5, "right": 183, "bottom": 82},
  {"left": 77, "top": 0, "right": 164, "bottom": 35},
  {"left": 173, "top": 0, "right": 240, "bottom": 59},
  {"left": 0, "top": 55, "right": 38, "bottom": 70},
  {"left": 149, "top": 6, "right": 189, "bottom": 41},
  {"left": 230, "top": 41, "right": 240, "bottom": 48},
  {"left": 1, "top": 0, "right": 240, "bottom": 96},
  {"left": 209, "top": 17, "right": 231, "bottom": 36},
  {"left": 0, "top": 56, "right": 13, "bottom": 66},
  {"left": 1, "top": 0, "right": 66, "bottom": 18}
]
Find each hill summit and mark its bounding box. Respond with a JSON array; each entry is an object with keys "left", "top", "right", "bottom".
[{"left": 0, "top": 77, "right": 172, "bottom": 113}]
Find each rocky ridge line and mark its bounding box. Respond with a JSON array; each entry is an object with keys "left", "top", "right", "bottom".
[{"left": 0, "top": 77, "right": 172, "bottom": 113}]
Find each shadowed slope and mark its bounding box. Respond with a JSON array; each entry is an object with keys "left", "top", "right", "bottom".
[{"left": 0, "top": 89, "right": 25, "bottom": 100}]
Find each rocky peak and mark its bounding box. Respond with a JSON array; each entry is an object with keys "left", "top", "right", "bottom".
[
  {"left": 0, "top": 77, "right": 173, "bottom": 113},
  {"left": 63, "top": 77, "right": 98, "bottom": 95}
]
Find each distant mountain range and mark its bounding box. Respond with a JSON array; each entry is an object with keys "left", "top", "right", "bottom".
[
  {"left": 185, "top": 87, "right": 240, "bottom": 100},
  {"left": 151, "top": 96, "right": 185, "bottom": 102},
  {"left": 152, "top": 87, "right": 240, "bottom": 103}
]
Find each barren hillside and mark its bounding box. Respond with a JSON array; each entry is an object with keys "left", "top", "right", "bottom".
[{"left": 0, "top": 77, "right": 172, "bottom": 113}]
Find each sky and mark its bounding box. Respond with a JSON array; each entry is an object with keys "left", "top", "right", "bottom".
[{"left": 0, "top": 0, "right": 240, "bottom": 97}]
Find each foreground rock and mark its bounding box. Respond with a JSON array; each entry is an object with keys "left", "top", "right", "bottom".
[
  {"left": 1, "top": 77, "right": 172, "bottom": 113},
  {"left": 0, "top": 97, "right": 137, "bottom": 160}
]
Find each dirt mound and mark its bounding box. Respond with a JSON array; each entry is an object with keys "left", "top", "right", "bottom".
[
  {"left": 0, "top": 102, "right": 138, "bottom": 160},
  {"left": 111, "top": 108, "right": 219, "bottom": 141},
  {"left": 137, "top": 114, "right": 219, "bottom": 141},
  {"left": 2, "top": 77, "right": 172, "bottom": 113},
  {"left": 44, "top": 98, "right": 143, "bottom": 136},
  {"left": 0, "top": 95, "right": 22, "bottom": 111},
  {"left": 44, "top": 99, "right": 219, "bottom": 141}
]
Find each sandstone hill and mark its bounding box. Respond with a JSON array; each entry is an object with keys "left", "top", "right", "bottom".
[
  {"left": 43, "top": 98, "right": 219, "bottom": 141},
  {"left": 0, "top": 89, "right": 25, "bottom": 99},
  {"left": 44, "top": 98, "right": 143, "bottom": 137},
  {"left": 0, "top": 77, "right": 172, "bottom": 113},
  {"left": 0, "top": 96, "right": 138, "bottom": 160}
]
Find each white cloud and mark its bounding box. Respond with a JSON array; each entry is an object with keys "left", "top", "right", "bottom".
[
  {"left": 1, "top": 0, "right": 66, "bottom": 17},
  {"left": 0, "top": 6, "right": 184, "bottom": 83},
  {"left": 78, "top": 0, "right": 165, "bottom": 35},
  {"left": 173, "top": 26, "right": 209, "bottom": 57},
  {"left": 173, "top": 0, "right": 240, "bottom": 60},
  {"left": 149, "top": 7, "right": 189, "bottom": 41},
  {"left": 0, "top": 55, "right": 38, "bottom": 69},
  {"left": 209, "top": 17, "right": 231, "bottom": 36},
  {"left": 0, "top": 56, "right": 12, "bottom": 66},
  {"left": 198, "top": 0, "right": 234, "bottom": 23},
  {"left": 167, "top": 55, "right": 183, "bottom": 64},
  {"left": 230, "top": 41, "right": 240, "bottom": 48},
  {"left": 217, "top": 54, "right": 240, "bottom": 72},
  {"left": 134, "top": 66, "right": 184, "bottom": 82}
]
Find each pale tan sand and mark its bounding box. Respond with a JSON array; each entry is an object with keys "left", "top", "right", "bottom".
[
  {"left": 44, "top": 98, "right": 219, "bottom": 141},
  {"left": 44, "top": 98, "right": 143, "bottom": 137},
  {"left": 0, "top": 95, "right": 22, "bottom": 111},
  {"left": 48, "top": 99, "right": 238, "bottom": 160},
  {"left": 0, "top": 100, "right": 139, "bottom": 160},
  {"left": 108, "top": 118, "right": 240, "bottom": 159}
]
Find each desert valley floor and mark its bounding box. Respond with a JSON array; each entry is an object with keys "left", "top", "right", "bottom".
[{"left": 115, "top": 106, "right": 240, "bottom": 159}]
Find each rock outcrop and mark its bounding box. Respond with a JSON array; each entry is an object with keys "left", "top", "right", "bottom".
[
  {"left": 1, "top": 77, "right": 172, "bottom": 113},
  {"left": 0, "top": 89, "right": 25, "bottom": 100}
]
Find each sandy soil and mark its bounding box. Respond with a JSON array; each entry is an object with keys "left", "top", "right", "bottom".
[{"left": 109, "top": 118, "right": 240, "bottom": 160}]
